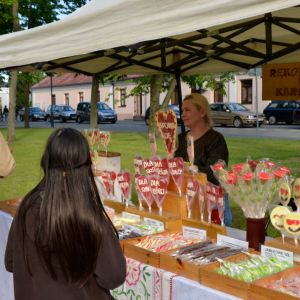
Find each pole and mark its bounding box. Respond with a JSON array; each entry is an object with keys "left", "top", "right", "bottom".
[
  {"left": 175, "top": 72, "right": 185, "bottom": 134},
  {"left": 255, "top": 68, "right": 259, "bottom": 138},
  {"left": 51, "top": 74, "right": 54, "bottom": 128}
]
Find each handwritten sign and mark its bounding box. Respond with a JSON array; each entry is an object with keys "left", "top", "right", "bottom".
[
  {"left": 261, "top": 245, "right": 293, "bottom": 265},
  {"left": 217, "top": 234, "right": 248, "bottom": 249},
  {"left": 183, "top": 226, "right": 207, "bottom": 240}
]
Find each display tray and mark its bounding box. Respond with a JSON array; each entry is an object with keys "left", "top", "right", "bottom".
[
  {"left": 159, "top": 239, "right": 216, "bottom": 281},
  {"left": 265, "top": 237, "right": 300, "bottom": 262},
  {"left": 250, "top": 265, "right": 300, "bottom": 300},
  {"left": 0, "top": 198, "right": 22, "bottom": 217},
  {"left": 123, "top": 230, "right": 182, "bottom": 268},
  {"left": 182, "top": 218, "right": 226, "bottom": 239},
  {"left": 199, "top": 251, "right": 260, "bottom": 300},
  {"left": 104, "top": 199, "right": 126, "bottom": 214}
]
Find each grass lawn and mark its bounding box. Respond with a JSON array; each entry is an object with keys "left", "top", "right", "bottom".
[{"left": 1, "top": 127, "right": 300, "bottom": 238}]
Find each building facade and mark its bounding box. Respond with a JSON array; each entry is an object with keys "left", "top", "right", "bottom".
[{"left": 30, "top": 69, "right": 270, "bottom": 120}]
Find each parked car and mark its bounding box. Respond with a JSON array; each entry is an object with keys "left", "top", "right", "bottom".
[
  {"left": 76, "top": 102, "right": 117, "bottom": 124},
  {"left": 19, "top": 107, "right": 47, "bottom": 121},
  {"left": 293, "top": 105, "right": 300, "bottom": 124},
  {"left": 263, "top": 100, "right": 300, "bottom": 125},
  {"left": 210, "top": 102, "right": 265, "bottom": 128},
  {"left": 46, "top": 105, "right": 77, "bottom": 122},
  {"left": 145, "top": 105, "right": 181, "bottom": 126}
]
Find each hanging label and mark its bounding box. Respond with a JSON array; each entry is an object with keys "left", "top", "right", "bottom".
[
  {"left": 217, "top": 234, "right": 249, "bottom": 249},
  {"left": 121, "top": 223, "right": 142, "bottom": 235},
  {"left": 144, "top": 218, "right": 164, "bottom": 230},
  {"left": 261, "top": 245, "right": 293, "bottom": 265},
  {"left": 122, "top": 212, "right": 141, "bottom": 222},
  {"left": 182, "top": 226, "right": 207, "bottom": 240}
]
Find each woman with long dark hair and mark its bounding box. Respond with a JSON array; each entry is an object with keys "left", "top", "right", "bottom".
[{"left": 5, "top": 128, "right": 126, "bottom": 300}]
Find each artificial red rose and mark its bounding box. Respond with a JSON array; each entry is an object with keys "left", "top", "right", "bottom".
[
  {"left": 248, "top": 160, "right": 258, "bottom": 169},
  {"left": 257, "top": 172, "right": 272, "bottom": 182},
  {"left": 227, "top": 174, "right": 238, "bottom": 185},
  {"left": 227, "top": 170, "right": 235, "bottom": 176},
  {"left": 279, "top": 166, "right": 291, "bottom": 175},
  {"left": 240, "top": 172, "right": 253, "bottom": 183},
  {"left": 232, "top": 163, "right": 245, "bottom": 174},
  {"left": 272, "top": 170, "right": 286, "bottom": 180},
  {"left": 265, "top": 161, "right": 276, "bottom": 169},
  {"left": 213, "top": 163, "right": 224, "bottom": 173}
]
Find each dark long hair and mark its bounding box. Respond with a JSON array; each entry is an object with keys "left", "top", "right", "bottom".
[{"left": 17, "top": 128, "right": 116, "bottom": 286}]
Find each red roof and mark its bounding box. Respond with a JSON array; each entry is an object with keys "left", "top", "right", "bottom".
[{"left": 31, "top": 73, "right": 144, "bottom": 88}]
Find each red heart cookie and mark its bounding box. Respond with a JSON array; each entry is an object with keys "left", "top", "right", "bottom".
[
  {"left": 155, "top": 110, "right": 177, "bottom": 158},
  {"left": 143, "top": 158, "right": 158, "bottom": 176},
  {"left": 168, "top": 157, "right": 184, "bottom": 190},
  {"left": 134, "top": 155, "right": 143, "bottom": 175},
  {"left": 152, "top": 156, "right": 169, "bottom": 180},
  {"left": 186, "top": 178, "right": 200, "bottom": 210},
  {"left": 150, "top": 176, "right": 168, "bottom": 207},
  {"left": 136, "top": 175, "right": 154, "bottom": 206},
  {"left": 117, "top": 171, "right": 131, "bottom": 201}
]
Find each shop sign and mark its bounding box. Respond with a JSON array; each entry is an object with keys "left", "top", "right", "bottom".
[{"left": 262, "top": 62, "right": 300, "bottom": 100}]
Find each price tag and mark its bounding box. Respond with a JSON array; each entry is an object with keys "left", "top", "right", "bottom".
[
  {"left": 121, "top": 223, "right": 142, "bottom": 235},
  {"left": 182, "top": 226, "right": 207, "bottom": 240},
  {"left": 261, "top": 245, "right": 293, "bottom": 265},
  {"left": 217, "top": 234, "right": 249, "bottom": 249},
  {"left": 144, "top": 218, "right": 164, "bottom": 230},
  {"left": 122, "top": 212, "right": 141, "bottom": 222}
]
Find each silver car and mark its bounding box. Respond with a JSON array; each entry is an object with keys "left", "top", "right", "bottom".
[
  {"left": 210, "top": 103, "right": 265, "bottom": 128},
  {"left": 46, "top": 105, "right": 77, "bottom": 123}
]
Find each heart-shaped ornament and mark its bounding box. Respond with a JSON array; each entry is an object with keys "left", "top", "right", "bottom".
[
  {"left": 143, "top": 158, "right": 158, "bottom": 176},
  {"left": 134, "top": 173, "right": 144, "bottom": 202},
  {"left": 152, "top": 156, "right": 169, "bottom": 180},
  {"left": 102, "top": 170, "right": 111, "bottom": 198},
  {"left": 199, "top": 184, "right": 206, "bottom": 216},
  {"left": 168, "top": 157, "right": 184, "bottom": 190},
  {"left": 150, "top": 176, "right": 168, "bottom": 207},
  {"left": 186, "top": 178, "right": 200, "bottom": 211},
  {"left": 155, "top": 110, "right": 177, "bottom": 158},
  {"left": 136, "top": 175, "right": 154, "bottom": 207},
  {"left": 106, "top": 171, "right": 115, "bottom": 199},
  {"left": 117, "top": 171, "right": 131, "bottom": 201},
  {"left": 134, "top": 155, "right": 143, "bottom": 175},
  {"left": 206, "top": 182, "right": 217, "bottom": 212}
]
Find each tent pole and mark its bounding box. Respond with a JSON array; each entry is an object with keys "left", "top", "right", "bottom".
[
  {"left": 51, "top": 74, "right": 54, "bottom": 128},
  {"left": 175, "top": 72, "right": 185, "bottom": 134}
]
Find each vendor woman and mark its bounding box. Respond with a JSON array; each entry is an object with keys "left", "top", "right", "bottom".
[{"left": 174, "top": 93, "right": 232, "bottom": 227}]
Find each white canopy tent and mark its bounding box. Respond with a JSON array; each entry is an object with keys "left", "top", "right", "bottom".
[{"left": 1, "top": 0, "right": 300, "bottom": 75}]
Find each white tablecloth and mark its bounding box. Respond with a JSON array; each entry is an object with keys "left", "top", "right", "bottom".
[{"left": 0, "top": 210, "right": 13, "bottom": 300}]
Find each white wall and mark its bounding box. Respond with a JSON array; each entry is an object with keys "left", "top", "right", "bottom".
[{"left": 0, "top": 87, "right": 10, "bottom": 109}]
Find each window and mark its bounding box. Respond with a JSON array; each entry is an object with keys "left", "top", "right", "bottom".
[
  {"left": 78, "top": 92, "right": 84, "bottom": 102},
  {"left": 210, "top": 104, "right": 220, "bottom": 111},
  {"left": 65, "top": 93, "right": 69, "bottom": 105},
  {"left": 120, "top": 89, "right": 126, "bottom": 106},
  {"left": 214, "top": 83, "right": 224, "bottom": 103},
  {"left": 220, "top": 105, "right": 229, "bottom": 112},
  {"left": 278, "top": 102, "right": 289, "bottom": 109},
  {"left": 52, "top": 94, "right": 56, "bottom": 105},
  {"left": 289, "top": 102, "right": 299, "bottom": 109},
  {"left": 269, "top": 103, "right": 278, "bottom": 109},
  {"left": 241, "top": 80, "right": 252, "bottom": 104}
]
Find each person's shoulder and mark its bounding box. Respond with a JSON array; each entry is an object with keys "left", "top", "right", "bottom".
[{"left": 209, "top": 129, "right": 226, "bottom": 140}]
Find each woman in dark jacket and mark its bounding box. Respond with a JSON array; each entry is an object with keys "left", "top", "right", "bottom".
[{"left": 5, "top": 128, "right": 126, "bottom": 300}]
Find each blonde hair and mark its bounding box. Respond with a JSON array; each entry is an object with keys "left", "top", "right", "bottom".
[{"left": 183, "top": 93, "right": 213, "bottom": 129}]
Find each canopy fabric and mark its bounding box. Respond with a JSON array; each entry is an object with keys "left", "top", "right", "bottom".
[{"left": 1, "top": 0, "right": 300, "bottom": 75}]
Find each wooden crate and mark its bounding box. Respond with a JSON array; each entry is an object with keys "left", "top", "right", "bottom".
[
  {"left": 265, "top": 237, "right": 300, "bottom": 262},
  {"left": 123, "top": 230, "right": 180, "bottom": 268},
  {"left": 159, "top": 239, "right": 217, "bottom": 281},
  {"left": 103, "top": 199, "right": 126, "bottom": 214},
  {"left": 182, "top": 218, "right": 226, "bottom": 239},
  {"left": 125, "top": 205, "right": 181, "bottom": 230},
  {"left": 250, "top": 265, "right": 300, "bottom": 300},
  {"left": 199, "top": 251, "right": 260, "bottom": 300},
  {"left": 0, "top": 198, "right": 22, "bottom": 217}
]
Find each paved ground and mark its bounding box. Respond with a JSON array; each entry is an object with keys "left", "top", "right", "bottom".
[{"left": 0, "top": 119, "right": 299, "bottom": 140}]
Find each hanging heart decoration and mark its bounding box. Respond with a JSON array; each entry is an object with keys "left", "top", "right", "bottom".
[{"left": 155, "top": 109, "right": 177, "bottom": 158}]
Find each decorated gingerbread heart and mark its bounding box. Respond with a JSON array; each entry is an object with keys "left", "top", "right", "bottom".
[
  {"left": 279, "top": 182, "right": 291, "bottom": 206},
  {"left": 155, "top": 109, "right": 177, "bottom": 158},
  {"left": 143, "top": 158, "right": 158, "bottom": 177},
  {"left": 149, "top": 176, "right": 168, "bottom": 208},
  {"left": 136, "top": 175, "right": 154, "bottom": 208},
  {"left": 186, "top": 178, "right": 200, "bottom": 217},
  {"left": 134, "top": 155, "right": 143, "bottom": 175},
  {"left": 168, "top": 157, "right": 184, "bottom": 194},
  {"left": 152, "top": 156, "right": 169, "bottom": 180},
  {"left": 117, "top": 171, "right": 131, "bottom": 202}
]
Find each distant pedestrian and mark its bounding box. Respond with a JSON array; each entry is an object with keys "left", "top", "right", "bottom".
[
  {"left": 3, "top": 105, "right": 8, "bottom": 121},
  {"left": 0, "top": 106, "right": 3, "bottom": 121},
  {"left": 15, "top": 106, "right": 19, "bottom": 121}
]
